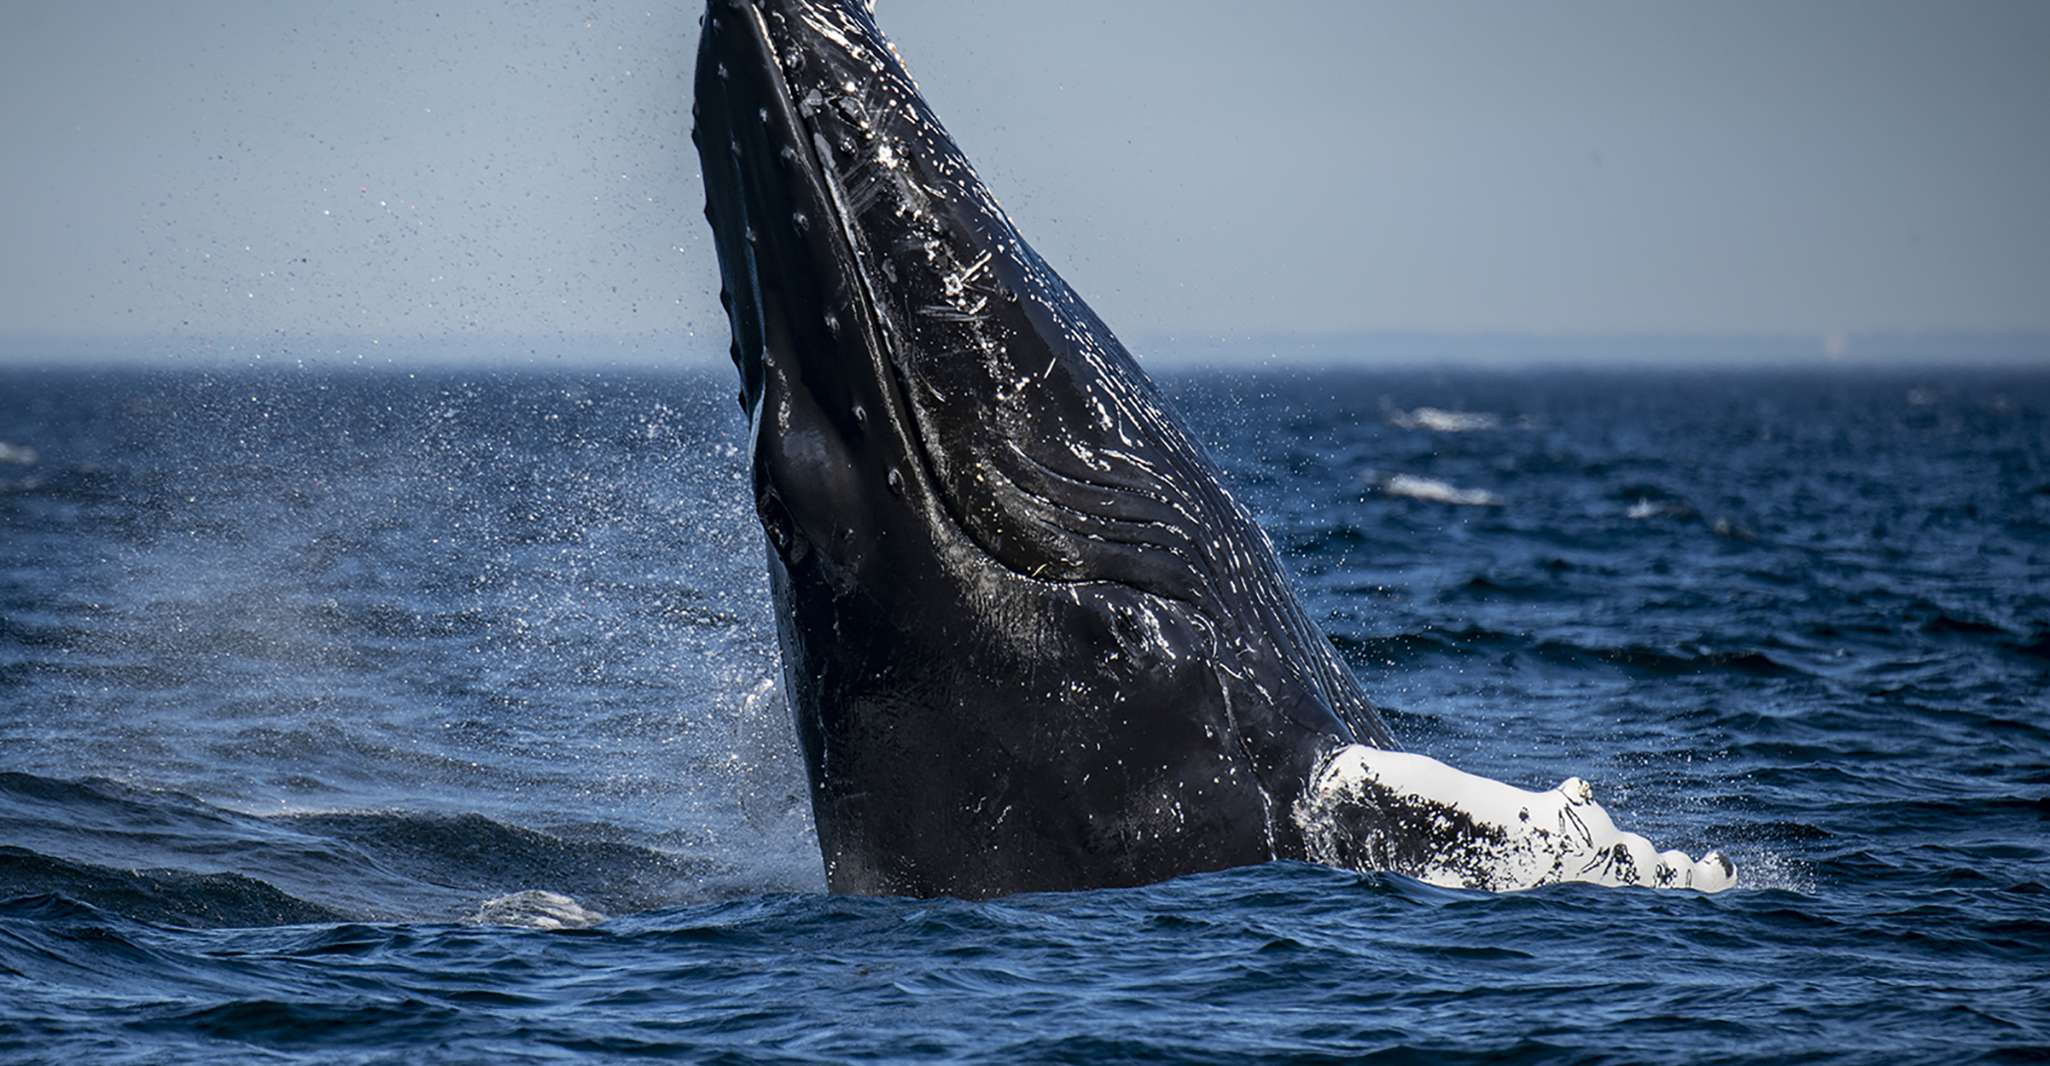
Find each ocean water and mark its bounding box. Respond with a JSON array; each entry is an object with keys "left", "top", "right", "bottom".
[{"left": 0, "top": 364, "right": 2045, "bottom": 1062}]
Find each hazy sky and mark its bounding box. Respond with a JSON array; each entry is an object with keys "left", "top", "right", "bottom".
[{"left": 1, "top": 0, "right": 2046, "bottom": 362}]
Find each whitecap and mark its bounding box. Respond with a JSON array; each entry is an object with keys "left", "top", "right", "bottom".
[
  {"left": 1711, "top": 517, "right": 1757, "bottom": 541},
  {"left": 1389, "top": 407, "right": 1500, "bottom": 433},
  {"left": 0, "top": 442, "right": 38, "bottom": 466},
  {"left": 1626, "top": 497, "right": 1693, "bottom": 521},
  {"left": 1380, "top": 474, "right": 1502, "bottom": 508}
]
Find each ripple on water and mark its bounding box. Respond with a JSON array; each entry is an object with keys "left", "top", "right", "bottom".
[{"left": 0, "top": 367, "right": 2045, "bottom": 1061}]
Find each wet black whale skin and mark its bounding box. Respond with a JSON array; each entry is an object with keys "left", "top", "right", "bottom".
[{"left": 693, "top": 0, "right": 1395, "bottom": 898}]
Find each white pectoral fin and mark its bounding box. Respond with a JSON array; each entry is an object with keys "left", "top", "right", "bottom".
[{"left": 1295, "top": 746, "right": 1736, "bottom": 893}]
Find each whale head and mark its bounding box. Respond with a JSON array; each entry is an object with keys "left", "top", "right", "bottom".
[{"left": 693, "top": 0, "right": 1392, "bottom": 896}]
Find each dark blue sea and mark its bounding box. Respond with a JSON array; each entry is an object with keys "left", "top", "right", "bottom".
[{"left": 1, "top": 364, "right": 2045, "bottom": 1063}]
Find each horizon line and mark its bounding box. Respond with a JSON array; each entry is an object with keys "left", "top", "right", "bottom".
[{"left": 1, "top": 327, "right": 2046, "bottom": 370}]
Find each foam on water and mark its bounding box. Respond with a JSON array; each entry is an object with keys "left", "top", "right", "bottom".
[
  {"left": 466, "top": 890, "right": 609, "bottom": 930},
  {"left": 1378, "top": 473, "right": 1503, "bottom": 507},
  {"left": 1388, "top": 407, "right": 1501, "bottom": 433}
]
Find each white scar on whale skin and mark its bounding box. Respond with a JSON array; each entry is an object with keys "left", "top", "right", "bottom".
[{"left": 1295, "top": 746, "right": 1737, "bottom": 893}]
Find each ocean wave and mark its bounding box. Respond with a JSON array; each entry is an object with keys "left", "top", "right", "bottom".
[
  {"left": 1330, "top": 626, "right": 1803, "bottom": 679},
  {"left": 2009, "top": 630, "right": 2050, "bottom": 660},
  {"left": 1441, "top": 572, "right": 1584, "bottom": 604},
  {"left": 3, "top": 367, "right": 2046, "bottom": 1061},
  {"left": 1387, "top": 407, "right": 1501, "bottom": 433},
  {"left": 0, "top": 846, "right": 345, "bottom": 929},
  {"left": 1710, "top": 516, "right": 1759, "bottom": 540},
  {"left": 1533, "top": 639, "right": 1800, "bottom": 678},
  {"left": 1278, "top": 520, "right": 1401, "bottom": 558},
  {"left": 278, "top": 809, "right": 721, "bottom": 914},
  {"left": 129, "top": 998, "right": 464, "bottom": 1049},
  {"left": 1377, "top": 474, "right": 1503, "bottom": 507},
  {"left": 1626, "top": 497, "right": 1697, "bottom": 521},
  {"left": 0, "top": 771, "right": 727, "bottom": 928},
  {"left": 1328, "top": 625, "right": 1508, "bottom": 666}
]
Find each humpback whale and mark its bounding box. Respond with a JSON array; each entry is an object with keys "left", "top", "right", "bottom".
[{"left": 691, "top": 0, "right": 1733, "bottom": 898}]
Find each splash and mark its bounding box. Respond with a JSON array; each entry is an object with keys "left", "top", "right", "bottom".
[{"left": 1720, "top": 850, "right": 1816, "bottom": 895}]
